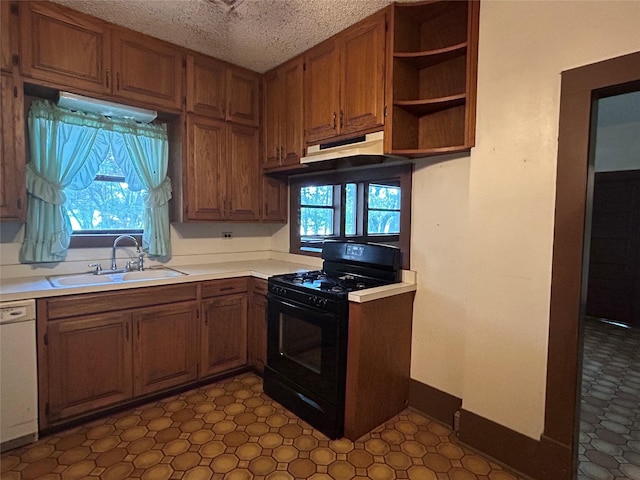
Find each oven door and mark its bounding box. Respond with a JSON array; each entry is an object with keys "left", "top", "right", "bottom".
[{"left": 266, "top": 293, "right": 346, "bottom": 404}]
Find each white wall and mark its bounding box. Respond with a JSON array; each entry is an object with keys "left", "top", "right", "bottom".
[{"left": 0, "top": 222, "right": 283, "bottom": 278}]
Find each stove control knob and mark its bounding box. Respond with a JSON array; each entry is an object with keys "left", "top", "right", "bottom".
[{"left": 319, "top": 298, "right": 328, "bottom": 307}]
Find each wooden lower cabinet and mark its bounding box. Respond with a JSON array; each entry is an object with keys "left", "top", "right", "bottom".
[
  {"left": 46, "top": 312, "right": 133, "bottom": 423},
  {"left": 133, "top": 303, "right": 198, "bottom": 396},
  {"left": 248, "top": 279, "right": 268, "bottom": 372},
  {"left": 201, "top": 293, "right": 248, "bottom": 377}
]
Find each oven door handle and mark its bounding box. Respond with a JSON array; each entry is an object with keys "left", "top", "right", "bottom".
[{"left": 267, "top": 295, "right": 337, "bottom": 320}]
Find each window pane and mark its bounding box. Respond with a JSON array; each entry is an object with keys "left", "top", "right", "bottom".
[
  {"left": 368, "top": 210, "right": 400, "bottom": 234},
  {"left": 345, "top": 183, "right": 356, "bottom": 236},
  {"left": 300, "top": 207, "right": 334, "bottom": 236},
  {"left": 368, "top": 184, "right": 401, "bottom": 210},
  {"left": 65, "top": 154, "right": 146, "bottom": 232},
  {"left": 300, "top": 185, "right": 333, "bottom": 206}
]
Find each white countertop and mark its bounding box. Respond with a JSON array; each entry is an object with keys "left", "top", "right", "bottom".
[{"left": 0, "top": 259, "right": 416, "bottom": 304}]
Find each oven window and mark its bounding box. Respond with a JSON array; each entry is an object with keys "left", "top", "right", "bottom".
[{"left": 279, "top": 313, "right": 322, "bottom": 374}]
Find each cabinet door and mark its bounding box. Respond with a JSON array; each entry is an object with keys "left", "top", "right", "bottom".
[
  {"left": 0, "top": 73, "right": 26, "bottom": 221},
  {"left": 201, "top": 294, "right": 248, "bottom": 377},
  {"left": 261, "top": 175, "right": 288, "bottom": 223},
  {"left": 340, "top": 12, "right": 386, "bottom": 135},
  {"left": 133, "top": 303, "right": 197, "bottom": 396},
  {"left": 19, "top": 2, "right": 111, "bottom": 94},
  {"left": 226, "top": 66, "right": 259, "bottom": 127},
  {"left": 47, "top": 313, "right": 133, "bottom": 423},
  {"left": 184, "top": 115, "right": 227, "bottom": 221},
  {"left": 112, "top": 29, "right": 183, "bottom": 111},
  {"left": 262, "top": 69, "right": 282, "bottom": 169},
  {"left": 305, "top": 39, "right": 340, "bottom": 144},
  {"left": 281, "top": 57, "right": 305, "bottom": 165},
  {"left": 1, "top": 1, "right": 15, "bottom": 72},
  {"left": 227, "top": 124, "right": 260, "bottom": 221},
  {"left": 248, "top": 288, "right": 268, "bottom": 373},
  {"left": 187, "top": 53, "right": 226, "bottom": 119}
]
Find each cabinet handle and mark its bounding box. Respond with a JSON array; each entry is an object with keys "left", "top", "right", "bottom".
[
  {"left": 340, "top": 111, "right": 344, "bottom": 128},
  {"left": 125, "top": 323, "right": 129, "bottom": 341},
  {"left": 137, "top": 321, "right": 140, "bottom": 339},
  {"left": 220, "top": 286, "right": 234, "bottom": 291},
  {"left": 333, "top": 112, "right": 337, "bottom": 130},
  {"left": 106, "top": 69, "right": 110, "bottom": 88},
  {"left": 204, "top": 313, "right": 208, "bottom": 326},
  {"left": 116, "top": 72, "right": 120, "bottom": 90}
]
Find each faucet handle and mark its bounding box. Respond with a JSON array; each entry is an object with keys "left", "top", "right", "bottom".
[
  {"left": 88, "top": 263, "right": 102, "bottom": 274},
  {"left": 137, "top": 253, "right": 144, "bottom": 271}
]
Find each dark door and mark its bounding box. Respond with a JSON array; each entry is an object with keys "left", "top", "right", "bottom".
[{"left": 586, "top": 170, "right": 640, "bottom": 327}]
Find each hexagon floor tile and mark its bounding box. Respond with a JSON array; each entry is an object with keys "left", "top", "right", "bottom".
[
  {"left": 579, "top": 318, "right": 640, "bottom": 480},
  {"left": 1, "top": 373, "right": 526, "bottom": 480}
]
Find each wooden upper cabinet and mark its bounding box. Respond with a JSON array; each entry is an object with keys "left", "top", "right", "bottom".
[
  {"left": 262, "top": 56, "right": 304, "bottom": 169},
  {"left": 261, "top": 175, "right": 288, "bottom": 223},
  {"left": 111, "top": 29, "right": 183, "bottom": 111},
  {"left": 227, "top": 124, "right": 260, "bottom": 221},
  {"left": 186, "top": 53, "right": 226, "bottom": 119},
  {"left": 1, "top": 73, "right": 26, "bottom": 221},
  {"left": 305, "top": 10, "right": 387, "bottom": 144},
  {"left": 227, "top": 66, "right": 259, "bottom": 127},
  {"left": 184, "top": 115, "right": 227, "bottom": 221},
  {"left": 19, "top": 1, "right": 111, "bottom": 94},
  {"left": 340, "top": 11, "right": 386, "bottom": 136},
  {"left": 19, "top": 2, "right": 183, "bottom": 111},
  {"left": 305, "top": 39, "right": 340, "bottom": 144},
  {"left": 1, "top": 1, "right": 17, "bottom": 72}
]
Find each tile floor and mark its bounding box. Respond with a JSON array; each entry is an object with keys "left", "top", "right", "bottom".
[
  {"left": 579, "top": 318, "right": 640, "bottom": 480},
  {"left": 1, "top": 373, "right": 525, "bottom": 480}
]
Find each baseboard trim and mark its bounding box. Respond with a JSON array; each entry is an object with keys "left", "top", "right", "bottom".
[
  {"left": 458, "top": 409, "right": 572, "bottom": 480},
  {"left": 408, "top": 378, "right": 573, "bottom": 480},
  {"left": 408, "top": 378, "right": 462, "bottom": 428}
]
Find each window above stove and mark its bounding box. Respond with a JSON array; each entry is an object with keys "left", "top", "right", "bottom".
[{"left": 290, "top": 164, "right": 412, "bottom": 269}]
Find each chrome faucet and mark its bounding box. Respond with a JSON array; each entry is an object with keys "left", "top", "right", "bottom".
[{"left": 111, "top": 235, "right": 141, "bottom": 271}]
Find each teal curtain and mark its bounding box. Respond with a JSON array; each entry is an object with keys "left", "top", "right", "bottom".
[
  {"left": 111, "top": 121, "right": 171, "bottom": 257},
  {"left": 20, "top": 100, "right": 172, "bottom": 263},
  {"left": 19, "top": 101, "right": 110, "bottom": 263}
]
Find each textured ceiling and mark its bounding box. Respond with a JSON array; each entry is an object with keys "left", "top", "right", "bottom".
[{"left": 50, "top": 0, "right": 417, "bottom": 73}]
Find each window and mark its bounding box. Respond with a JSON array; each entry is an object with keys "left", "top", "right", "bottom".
[
  {"left": 290, "top": 164, "right": 412, "bottom": 268},
  {"left": 65, "top": 151, "right": 146, "bottom": 234}
]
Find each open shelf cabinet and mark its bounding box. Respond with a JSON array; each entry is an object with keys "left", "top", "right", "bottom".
[{"left": 385, "top": 0, "right": 479, "bottom": 157}]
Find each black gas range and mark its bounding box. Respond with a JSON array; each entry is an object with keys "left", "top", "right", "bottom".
[{"left": 264, "top": 241, "right": 401, "bottom": 438}]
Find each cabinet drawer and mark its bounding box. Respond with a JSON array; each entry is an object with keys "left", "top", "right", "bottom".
[
  {"left": 201, "top": 277, "right": 248, "bottom": 298},
  {"left": 252, "top": 278, "right": 268, "bottom": 297},
  {"left": 45, "top": 284, "right": 198, "bottom": 320}
]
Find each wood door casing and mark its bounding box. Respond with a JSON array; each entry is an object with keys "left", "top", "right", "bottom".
[
  {"left": 187, "top": 53, "right": 226, "bottom": 119},
  {"left": 340, "top": 11, "right": 386, "bottom": 136},
  {"left": 201, "top": 294, "right": 248, "bottom": 377},
  {"left": 133, "top": 302, "right": 197, "bottom": 396},
  {"left": 0, "top": 72, "right": 26, "bottom": 221},
  {"left": 47, "top": 313, "right": 133, "bottom": 422},
  {"left": 19, "top": 1, "right": 111, "bottom": 94},
  {"left": 112, "top": 29, "right": 183, "bottom": 111},
  {"left": 185, "top": 115, "right": 227, "bottom": 221},
  {"left": 586, "top": 170, "right": 640, "bottom": 327}
]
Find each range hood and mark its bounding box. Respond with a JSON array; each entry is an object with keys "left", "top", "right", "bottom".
[
  {"left": 301, "top": 131, "right": 385, "bottom": 164},
  {"left": 57, "top": 91, "right": 157, "bottom": 123}
]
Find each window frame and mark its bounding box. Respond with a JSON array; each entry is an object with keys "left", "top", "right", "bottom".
[{"left": 290, "top": 164, "right": 412, "bottom": 269}]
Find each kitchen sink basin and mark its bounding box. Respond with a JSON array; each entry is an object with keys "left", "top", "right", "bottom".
[{"left": 48, "top": 267, "right": 186, "bottom": 288}]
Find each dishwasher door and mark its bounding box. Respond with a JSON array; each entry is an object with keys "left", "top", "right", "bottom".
[{"left": 0, "top": 299, "right": 38, "bottom": 450}]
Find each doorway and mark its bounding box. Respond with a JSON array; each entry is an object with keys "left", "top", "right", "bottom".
[
  {"left": 578, "top": 90, "right": 640, "bottom": 479},
  {"left": 543, "top": 51, "right": 640, "bottom": 480}
]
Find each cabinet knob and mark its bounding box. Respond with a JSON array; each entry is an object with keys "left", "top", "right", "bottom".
[
  {"left": 106, "top": 69, "right": 110, "bottom": 88},
  {"left": 116, "top": 72, "right": 120, "bottom": 90},
  {"left": 333, "top": 112, "right": 337, "bottom": 130}
]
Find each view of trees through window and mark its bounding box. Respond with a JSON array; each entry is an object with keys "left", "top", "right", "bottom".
[
  {"left": 65, "top": 152, "right": 146, "bottom": 232},
  {"left": 299, "top": 181, "right": 401, "bottom": 243}
]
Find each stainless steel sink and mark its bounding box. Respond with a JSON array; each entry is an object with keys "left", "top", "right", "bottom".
[{"left": 47, "top": 267, "right": 186, "bottom": 288}]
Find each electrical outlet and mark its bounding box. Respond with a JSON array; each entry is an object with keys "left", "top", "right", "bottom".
[{"left": 222, "top": 231, "right": 233, "bottom": 239}]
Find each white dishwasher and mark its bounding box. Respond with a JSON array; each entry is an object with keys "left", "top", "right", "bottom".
[{"left": 0, "top": 299, "right": 38, "bottom": 450}]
